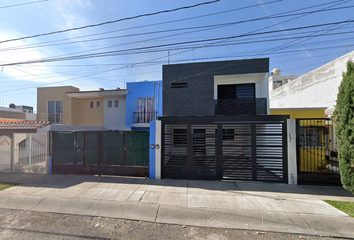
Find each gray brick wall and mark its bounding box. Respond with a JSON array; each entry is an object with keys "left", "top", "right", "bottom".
[{"left": 162, "top": 58, "right": 269, "bottom": 116}]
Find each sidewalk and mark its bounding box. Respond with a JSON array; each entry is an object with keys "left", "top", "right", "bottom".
[{"left": 0, "top": 173, "right": 353, "bottom": 238}]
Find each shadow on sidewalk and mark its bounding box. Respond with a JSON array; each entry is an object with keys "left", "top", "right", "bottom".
[{"left": 0, "top": 172, "right": 353, "bottom": 198}]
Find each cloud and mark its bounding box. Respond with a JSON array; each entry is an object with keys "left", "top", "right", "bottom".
[
  {"left": 0, "top": 30, "right": 53, "bottom": 83},
  {"left": 301, "top": 47, "right": 313, "bottom": 58},
  {"left": 47, "top": 0, "right": 94, "bottom": 36},
  {"left": 257, "top": 0, "right": 271, "bottom": 16}
]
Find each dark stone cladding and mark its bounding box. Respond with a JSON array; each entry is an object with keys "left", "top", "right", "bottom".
[{"left": 162, "top": 58, "right": 269, "bottom": 117}]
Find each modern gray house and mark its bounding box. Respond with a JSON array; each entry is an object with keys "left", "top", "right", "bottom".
[
  {"left": 162, "top": 58, "right": 270, "bottom": 117},
  {"left": 158, "top": 58, "right": 289, "bottom": 182}
]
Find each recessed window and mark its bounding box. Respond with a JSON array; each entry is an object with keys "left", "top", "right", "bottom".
[
  {"left": 171, "top": 82, "right": 188, "bottom": 88},
  {"left": 137, "top": 98, "right": 155, "bottom": 123},
  {"left": 108, "top": 101, "right": 112, "bottom": 108},
  {"left": 114, "top": 100, "right": 119, "bottom": 108},
  {"left": 48, "top": 101, "right": 63, "bottom": 124},
  {"left": 96, "top": 101, "right": 100, "bottom": 108},
  {"left": 89, "top": 101, "right": 93, "bottom": 108}
]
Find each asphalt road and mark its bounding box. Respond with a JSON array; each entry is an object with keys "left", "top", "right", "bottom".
[{"left": 0, "top": 209, "right": 350, "bottom": 240}]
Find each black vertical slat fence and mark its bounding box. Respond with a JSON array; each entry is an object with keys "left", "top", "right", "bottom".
[{"left": 161, "top": 116, "right": 288, "bottom": 183}]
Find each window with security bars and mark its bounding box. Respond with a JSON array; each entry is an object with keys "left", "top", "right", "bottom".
[
  {"left": 299, "top": 127, "right": 322, "bottom": 147},
  {"left": 137, "top": 98, "right": 155, "bottom": 123}
]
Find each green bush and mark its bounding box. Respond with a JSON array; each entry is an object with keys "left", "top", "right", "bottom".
[{"left": 332, "top": 60, "right": 354, "bottom": 194}]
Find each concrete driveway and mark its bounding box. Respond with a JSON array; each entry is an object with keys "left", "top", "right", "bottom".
[{"left": 0, "top": 173, "right": 353, "bottom": 238}]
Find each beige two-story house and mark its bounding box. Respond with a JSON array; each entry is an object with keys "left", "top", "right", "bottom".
[{"left": 37, "top": 86, "right": 130, "bottom": 130}]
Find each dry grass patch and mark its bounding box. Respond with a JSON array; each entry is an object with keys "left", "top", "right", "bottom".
[{"left": 0, "top": 183, "right": 15, "bottom": 191}]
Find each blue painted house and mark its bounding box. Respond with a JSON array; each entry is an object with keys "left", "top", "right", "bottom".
[{"left": 126, "top": 80, "right": 162, "bottom": 130}]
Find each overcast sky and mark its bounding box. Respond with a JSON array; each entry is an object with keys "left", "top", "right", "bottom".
[{"left": 0, "top": 0, "right": 353, "bottom": 111}]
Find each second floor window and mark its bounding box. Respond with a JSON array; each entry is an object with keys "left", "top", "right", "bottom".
[
  {"left": 137, "top": 98, "right": 155, "bottom": 123},
  {"left": 48, "top": 101, "right": 62, "bottom": 124},
  {"left": 108, "top": 101, "right": 112, "bottom": 108},
  {"left": 89, "top": 101, "right": 93, "bottom": 108},
  {"left": 96, "top": 101, "right": 100, "bottom": 108}
]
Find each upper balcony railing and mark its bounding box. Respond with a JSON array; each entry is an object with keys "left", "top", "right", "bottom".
[
  {"left": 41, "top": 113, "right": 63, "bottom": 124},
  {"left": 133, "top": 112, "right": 157, "bottom": 124},
  {"left": 214, "top": 98, "right": 267, "bottom": 116}
]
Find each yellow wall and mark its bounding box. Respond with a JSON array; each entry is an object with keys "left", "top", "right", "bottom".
[
  {"left": 270, "top": 109, "right": 325, "bottom": 119},
  {"left": 271, "top": 108, "right": 327, "bottom": 172},
  {"left": 299, "top": 148, "right": 326, "bottom": 172},
  {"left": 37, "top": 86, "right": 79, "bottom": 125},
  {"left": 71, "top": 98, "right": 104, "bottom": 126}
]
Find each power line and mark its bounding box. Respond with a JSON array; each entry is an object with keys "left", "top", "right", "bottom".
[
  {"left": 3, "top": 44, "right": 347, "bottom": 83},
  {"left": 0, "top": 0, "right": 222, "bottom": 45},
  {"left": 0, "top": 0, "right": 282, "bottom": 52},
  {"left": 2, "top": 20, "right": 354, "bottom": 66},
  {"left": 0, "top": 48, "right": 349, "bottom": 95},
  {"left": 0, "top": 0, "right": 352, "bottom": 94},
  {"left": 0, "top": 0, "right": 48, "bottom": 10},
  {"left": 3, "top": 42, "right": 351, "bottom": 86},
  {"left": 3, "top": 40, "right": 349, "bottom": 75},
  {"left": 251, "top": 0, "right": 352, "bottom": 57},
  {"left": 2, "top": 2, "right": 353, "bottom": 54}
]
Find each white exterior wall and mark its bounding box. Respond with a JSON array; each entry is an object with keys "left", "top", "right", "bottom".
[
  {"left": 25, "top": 113, "right": 37, "bottom": 120},
  {"left": 103, "top": 96, "right": 131, "bottom": 131},
  {"left": 287, "top": 119, "right": 297, "bottom": 185},
  {"left": 214, "top": 73, "right": 270, "bottom": 114},
  {"left": 270, "top": 51, "right": 354, "bottom": 114},
  {"left": 155, "top": 120, "right": 161, "bottom": 180}
]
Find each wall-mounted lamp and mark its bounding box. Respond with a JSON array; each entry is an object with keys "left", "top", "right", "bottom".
[
  {"left": 150, "top": 144, "right": 155, "bottom": 149},
  {"left": 155, "top": 144, "right": 160, "bottom": 149}
]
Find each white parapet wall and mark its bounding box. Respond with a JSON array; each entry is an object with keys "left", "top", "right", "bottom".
[{"left": 270, "top": 50, "right": 354, "bottom": 115}]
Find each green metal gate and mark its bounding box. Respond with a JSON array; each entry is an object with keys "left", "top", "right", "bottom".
[{"left": 51, "top": 131, "right": 149, "bottom": 176}]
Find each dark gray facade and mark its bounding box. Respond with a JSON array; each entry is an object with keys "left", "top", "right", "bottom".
[{"left": 162, "top": 58, "right": 269, "bottom": 116}]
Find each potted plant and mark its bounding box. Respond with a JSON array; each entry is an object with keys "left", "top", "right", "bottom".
[{"left": 318, "top": 159, "right": 328, "bottom": 173}]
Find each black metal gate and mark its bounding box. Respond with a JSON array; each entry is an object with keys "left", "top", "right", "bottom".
[
  {"left": 296, "top": 118, "right": 340, "bottom": 185},
  {"left": 51, "top": 131, "right": 149, "bottom": 177},
  {"left": 161, "top": 116, "right": 288, "bottom": 183}
]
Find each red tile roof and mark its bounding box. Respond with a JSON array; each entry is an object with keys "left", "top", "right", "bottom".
[
  {"left": 0, "top": 120, "right": 51, "bottom": 130},
  {"left": 0, "top": 118, "right": 24, "bottom": 122}
]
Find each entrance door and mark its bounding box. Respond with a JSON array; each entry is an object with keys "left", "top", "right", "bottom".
[{"left": 191, "top": 126, "right": 217, "bottom": 180}]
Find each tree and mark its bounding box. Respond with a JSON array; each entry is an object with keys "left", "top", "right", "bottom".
[{"left": 332, "top": 60, "right": 354, "bottom": 194}]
